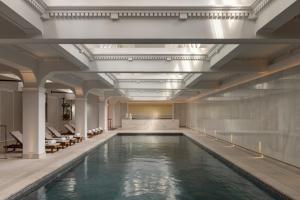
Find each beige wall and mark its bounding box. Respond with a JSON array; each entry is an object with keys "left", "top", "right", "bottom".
[{"left": 128, "top": 103, "right": 173, "bottom": 119}]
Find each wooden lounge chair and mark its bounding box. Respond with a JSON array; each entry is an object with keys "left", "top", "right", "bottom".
[
  {"left": 5, "top": 131, "right": 61, "bottom": 153},
  {"left": 69, "top": 123, "right": 76, "bottom": 130},
  {"left": 45, "top": 140, "right": 61, "bottom": 153},
  {"left": 47, "top": 126, "right": 77, "bottom": 144},
  {"left": 87, "top": 130, "right": 95, "bottom": 138},
  {"left": 45, "top": 130, "right": 70, "bottom": 149},
  {"left": 4, "top": 131, "right": 23, "bottom": 152},
  {"left": 97, "top": 127, "right": 104, "bottom": 134},
  {"left": 93, "top": 129, "right": 100, "bottom": 135},
  {"left": 64, "top": 124, "right": 83, "bottom": 142}
]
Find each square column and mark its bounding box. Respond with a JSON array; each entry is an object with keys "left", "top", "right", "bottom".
[
  {"left": 75, "top": 98, "right": 88, "bottom": 139},
  {"left": 98, "top": 99, "right": 108, "bottom": 131},
  {"left": 22, "top": 87, "right": 46, "bottom": 159}
]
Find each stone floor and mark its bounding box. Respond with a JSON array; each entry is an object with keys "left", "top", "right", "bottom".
[
  {"left": 0, "top": 129, "right": 300, "bottom": 200},
  {"left": 183, "top": 130, "right": 300, "bottom": 200},
  {"left": 0, "top": 132, "right": 117, "bottom": 200}
]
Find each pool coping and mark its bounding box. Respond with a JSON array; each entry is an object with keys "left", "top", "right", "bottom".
[
  {"left": 1, "top": 129, "right": 300, "bottom": 200},
  {"left": 182, "top": 133, "right": 292, "bottom": 200}
]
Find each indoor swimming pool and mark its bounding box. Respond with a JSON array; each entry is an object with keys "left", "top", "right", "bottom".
[{"left": 22, "top": 135, "right": 280, "bottom": 200}]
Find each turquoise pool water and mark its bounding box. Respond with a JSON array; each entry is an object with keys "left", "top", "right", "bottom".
[{"left": 23, "top": 135, "right": 279, "bottom": 200}]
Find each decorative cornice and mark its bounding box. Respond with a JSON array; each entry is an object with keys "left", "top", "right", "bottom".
[
  {"left": 251, "top": 0, "right": 273, "bottom": 16},
  {"left": 46, "top": 8, "right": 251, "bottom": 20},
  {"left": 74, "top": 44, "right": 209, "bottom": 62},
  {"left": 94, "top": 55, "right": 208, "bottom": 61},
  {"left": 207, "top": 44, "right": 226, "bottom": 59},
  {"left": 24, "top": 0, "right": 47, "bottom": 15},
  {"left": 73, "top": 44, "right": 94, "bottom": 61},
  {"left": 24, "top": 0, "right": 275, "bottom": 21}
]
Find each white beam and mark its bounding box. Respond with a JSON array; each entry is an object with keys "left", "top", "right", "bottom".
[
  {"left": 256, "top": 0, "right": 300, "bottom": 34},
  {"left": 52, "top": 44, "right": 91, "bottom": 70},
  {"left": 210, "top": 44, "right": 242, "bottom": 69},
  {"left": 0, "top": 0, "right": 43, "bottom": 35},
  {"left": 41, "top": 18, "right": 255, "bottom": 41}
]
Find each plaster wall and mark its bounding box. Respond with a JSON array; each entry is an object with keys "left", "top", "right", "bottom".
[
  {"left": 0, "top": 82, "right": 22, "bottom": 149},
  {"left": 46, "top": 93, "right": 64, "bottom": 131},
  {"left": 112, "top": 101, "right": 121, "bottom": 128},
  {"left": 87, "top": 94, "right": 100, "bottom": 130},
  {"left": 186, "top": 90, "right": 300, "bottom": 168},
  {"left": 174, "top": 103, "right": 187, "bottom": 127}
]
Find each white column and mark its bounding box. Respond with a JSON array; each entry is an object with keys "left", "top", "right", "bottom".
[
  {"left": 22, "top": 87, "right": 46, "bottom": 159},
  {"left": 98, "top": 99, "right": 108, "bottom": 131},
  {"left": 75, "top": 98, "right": 87, "bottom": 139}
]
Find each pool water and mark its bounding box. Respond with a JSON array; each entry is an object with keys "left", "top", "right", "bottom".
[{"left": 23, "top": 135, "right": 279, "bottom": 200}]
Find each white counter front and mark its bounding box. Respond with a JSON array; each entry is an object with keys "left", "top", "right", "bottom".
[{"left": 122, "top": 119, "right": 179, "bottom": 130}]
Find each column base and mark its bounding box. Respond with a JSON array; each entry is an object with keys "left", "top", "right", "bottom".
[{"left": 23, "top": 152, "right": 46, "bottom": 159}]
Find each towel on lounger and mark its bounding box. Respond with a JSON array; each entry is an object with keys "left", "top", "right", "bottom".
[
  {"left": 46, "top": 140, "right": 56, "bottom": 145},
  {"left": 66, "top": 135, "right": 73, "bottom": 140},
  {"left": 75, "top": 132, "right": 81, "bottom": 137},
  {"left": 57, "top": 137, "right": 66, "bottom": 142}
]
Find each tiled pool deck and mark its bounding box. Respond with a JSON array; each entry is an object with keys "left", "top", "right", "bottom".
[{"left": 0, "top": 129, "right": 299, "bottom": 200}]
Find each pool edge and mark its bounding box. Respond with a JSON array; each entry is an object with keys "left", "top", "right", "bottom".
[
  {"left": 183, "top": 132, "right": 294, "bottom": 200},
  {"left": 6, "top": 131, "right": 296, "bottom": 200},
  {"left": 5, "top": 133, "right": 117, "bottom": 200}
]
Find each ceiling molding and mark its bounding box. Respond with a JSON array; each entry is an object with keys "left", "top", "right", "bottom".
[
  {"left": 24, "top": 0, "right": 274, "bottom": 21},
  {"left": 251, "top": 0, "right": 273, "bottom": 16},
  {"left": 73, "top": 44, "right": 94, "bottom": 61},
  {"left": 206, "top": 44, "right": 226, "bottom": 59},
  {"left": 45, "top": 8, "right": 251, "bottom": 20},
  {"left": 24, "top": 0, "right": 48, "bottom": 15},
  {"left": 94, "top": 55, "right": 208, "bottom": 61}
]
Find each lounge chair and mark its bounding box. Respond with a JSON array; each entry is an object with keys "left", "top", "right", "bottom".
[
  {"left": 5, "top": 131, "right": 61, "bottom": 153},
  {"left": 45, "top": 130, "right": 71, "bottom": 148},
  {"left": 47, "top": 126, "right": 77, "bottom": 144},
  {"left": 45, "top": 139, "right": 61, "bottom": 153},
  {"left": 69, "top": 123, "right": 76, "bottom": 130},
  {"left": 97, "top": 127, "right": 104, "bottom": 134},
  {"left": 87, "top": 130, "right": 95, "bottom": 138},
  {"left": 64, "top": 124, "right": 83, "bottom": 142},
  {"left": 93, "top": 128, "right": 100, "bottom": 135},
  {"left": 4, "top": 131, "right": 23, "bottom": 152}
]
